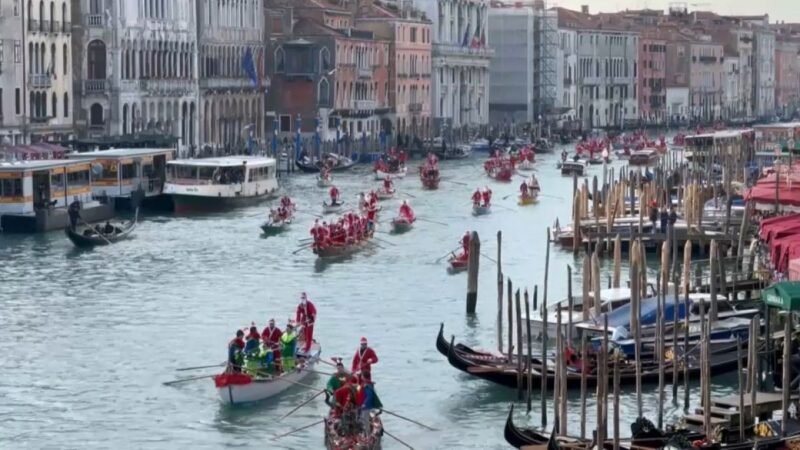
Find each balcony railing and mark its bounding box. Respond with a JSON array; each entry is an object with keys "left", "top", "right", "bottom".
[
  {"left": 50, "top": 20, "right": 59, "bottom": 33},
  {"left": 86, "top": 14, "right": 103, "bottom": 27},
  {"left": 62, "top": 20, "right": 71, "bottom": 32},
  {"left": 357, "top": 66, "right": 371, "bottom": 78},
  {"left": 83, "top": 79, "right": 108, "bottom": 94},
  {"left": 28, "top": 19, "right": 39, "bottom": 32},
  {"left": 408, "top": 103, "right": 423, "bottom": 114},
  {"left": 433, "top": 43, "right": 494, "bottom": 58},
  {"left": 353, "top": 99, "right": 377, "bottom": 110},
  {"left": 28, "top": 73, "right": 51, "bottom": 88}
]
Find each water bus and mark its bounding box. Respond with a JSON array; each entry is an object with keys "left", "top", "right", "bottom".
[
  {"left": 68, "top": 147, "right": 175, "bottom": 210},
  {"left": 163, "top": 156, "right": 278, "bottom": 213},
  {"left": 0, "top": 159, "right": 113, "bottom": 232}
]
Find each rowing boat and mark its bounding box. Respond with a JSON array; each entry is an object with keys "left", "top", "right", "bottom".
[
  {"left": 472, "top": 204, "right": 491, "bottom": 216},
  {"left": 376, "top": 189, "right": 395, "bottom": 200},
  {"left": 214, "top": 342, "right": 321, "bottom": 405},
  {"left": 313, "top": 238, "right": 371, "bottom": 258},
  {"left": 391, "top": 216, "right": 414, "bottom": 233},
  {"left": 518, "top": 194, "right": 537, "bottom": 205},
  {"left": 323, "top": 201, "right": 345, "bottom": 215},
  {"left": 324, "top": 408, "right": 383, "bottom": 450},
  {"left": 488, "top": 166, "right": 514, "bottom": 182},
  {"left": 448, "top": 253, "right": 468, "bottom": 273},
  {"left": 374, "top": 166, "right": 407, "bottom": 180},
  {"left": 317, "top": 175, "right": 333, "bottom": 187},
  {"left": 260, "top": 218, "right": 291, "bottom": 235},
  {"left": 421, "top": 175, "right": 441, "bottom": 189},
  {"left": 65, "top": 209, "right": 138, "bottom": 248},
  {"left": 517, "top": 159, "right": 535, "bottom": 171}
]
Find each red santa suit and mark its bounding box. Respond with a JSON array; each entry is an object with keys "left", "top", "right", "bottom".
[
  {"left": 471, "top": 190, "right": 482, "bottom": 205},
  {"left": 295, "top": 294, "right": 317, "bottom": 353},
  {"left": 352, "top": 338, "right": 379, "bottom": 373},
  {"left": 329, "top": 186, "right": 340, "bottom": 204},
  {"left": 482, "top": 189, "right": 492, "bottom": 206},
  {"left": 399, "top": 203, "right": 415, "bottom": 222},
  {"left": 383, "top": 178, "right": 393, "bottom": 192}
]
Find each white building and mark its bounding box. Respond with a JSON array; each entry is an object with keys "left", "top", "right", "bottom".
[
  {"left": 26, "top": 0, "right": 73, "bottom": 142},
  {"left": 412, "top": 0, "right": 492, "bottom": 135},
  {"left": 488, "top": 6, "right": 533, "bottom": 124},
  {"left": 574, "top": 29, "right": 639, "bottom": 129},
  {"left": 754, "top": 29, "right": 776, "bottom": 117},
  {"left": 666, "top": 86, "right": 689, "bottom": 123},
  {"left": 722, "top": 55, "right": 740, "bottom": 120},
  {"left": 556, "top": 28, "right": 578, "bottom": 121},
  {"left": 73, "top": 0, "right": 199, "bottom": 150},
  {"left": 0, "top": 2, "right": 25, "bottom": 144}
]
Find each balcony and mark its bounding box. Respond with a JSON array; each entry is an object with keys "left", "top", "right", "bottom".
[
  {"left": 143, "top": 79, "right": 195, "bottom": 95},
  {"left": 86, "top": 14, "right": 103, "bottom": 27},
  {"left": 28, "top": 19, "right": 39, "bottom": 32},
  {"left": 199, "top": 78, "right": 254, "bottom": 90},
  {"left": 433, "top": 43, "right": 494, "bottom": 58},
  {"left": 83, "top": 79, "right": 108, "bottom": 94},
  {"left": 28, "top": 73, "right": 51, "bottom": 88},
  {"left": 50, "top": 20, "right": 60, "bottom": 33},
  {"left": 408, "top": 103, "right": 423, "bottom": 114},
  {"left": 357, "top": 66, "right": 371, "bottom": 79},
  {"left": 564, "top": 78, "right": 573, "bottom": 86},
  {"left": 352, "top": 99, "right": 377, "bottom": 111},
  {"left": 62, "top": 21, "right": 71, "bottom": 32}
]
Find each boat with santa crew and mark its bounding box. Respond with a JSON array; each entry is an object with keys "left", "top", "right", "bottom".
[
  {"left": 260, "top": 200, "right": 295, "bottom": 236},
  {"left": 472, "top": 204, "right": 491, "bottom": 216},
  {"left": 163, "top": 156, "right": 278, "bottom": 213},
  {"left": 324, "top": 405, "right": 383, "bottom": 450},
  {"left": 214, "top": 341, "right": 321, "bottom": 405},
  {"left": 322, "top": 200, "right": 345, "bottom": 215},
  {"left": 419, "top": 162, "right": 441, "bottom": 190}
]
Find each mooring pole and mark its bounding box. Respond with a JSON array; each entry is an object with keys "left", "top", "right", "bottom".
[{"left": 466, "top": 231, "right": 480, "bottom": 314}]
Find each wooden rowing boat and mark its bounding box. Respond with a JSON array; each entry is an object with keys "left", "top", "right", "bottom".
[
  {"left": 448, "top": 253, "right": 468, "bottom": 273},
  {"left": 421, "top": 175, "right": 441, "bottom": 190},
  {"left": 214, "top": 342, "right": 321, "bottom": 405},
  {"left": 324, "top": 408, "right": 383, "bottom": 450},
  {"left": 517, "top": 159, "right": 536, "bottom": 171},
  {"left": 317, "top": 175, "right": 333, "bottom": 187},
  {"left": 518, "top": 194, "right": 537, "bottom": 206},
  {"left": 65, "top": 209, "right": 138, "bottom": 248},
  {"left": 391, "top": 216, "right": 414, "bottom": 233},
  {"left": 323, "top": 201, "right": 345, "bottom": 215},
  {"left": 375, "top": 166, "right": 407, "bottom": 180},
  {"left": 313, "top": 237, "right": 371, "bottom": 258},
  {"left": 472, "top": 204, "right": 492, "bottom": 216},
  {"left": 376, "top": 189, "right": 395, "bottom": 200},
  {"left": 435, "top": 323, "right": 744, "bottom": 390},
  {"left": 260, "top": 218, "right": 291, "bottom": 235}
]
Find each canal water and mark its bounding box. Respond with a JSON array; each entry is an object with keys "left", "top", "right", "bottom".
[{"left": 0, "top": 149, "right": 736, "bottom": 449}]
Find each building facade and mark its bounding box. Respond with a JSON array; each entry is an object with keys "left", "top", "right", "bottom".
[
  {"left": 27, "top": 0, "right": 72, "bottom": 142},
  {"left": 197, "top": 0, "right": 266, "bottom": 153},
  {"left": 775, "top": 36, "right": 800, "bottom": 116},
  {"left": 638, "top": 37, "right": 666, "bottom": 125},
  {"left": 688, "top": 40, "right": 724, "bottom": 121},
  {"left": 0, "top": 2, "right": 25, "bottom": 144},
  {"left": 556, "top": 28, "right": 578, "bottom": 120},
  {"left": 488, "top": 6, "right": 534, "bottom": 124},
  {"left": 72, "top": 0, "right": 199, "bottom": 151},
  {"left": 413, "top": 0, "right": 491, "bottom": 136},
  {"left": 722, "top": 55, "right": 741, "bottom": 120},
  {"left": 754, "top": 29, "right": 776, "bottom": 117}
]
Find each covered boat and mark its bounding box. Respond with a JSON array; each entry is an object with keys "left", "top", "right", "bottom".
[
  {"left": 435, "top": 323, "right": 744, "bottom": 390},
  {"left": 214, "top": 342, "right": 321, "bottom": 405},
  {"left": 65, "top": 210, "right": 138, "bottom": 248}
]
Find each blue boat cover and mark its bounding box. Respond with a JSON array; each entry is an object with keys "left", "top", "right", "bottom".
[{"left": 591, "top": 296, "right": 688, "bottom": 330}]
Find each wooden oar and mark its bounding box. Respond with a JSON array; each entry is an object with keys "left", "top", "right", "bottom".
[
  {"left": 384, "top": 429, "right": 416, "bottom": 449},
  {"left": 441, "top": 179, "right": 467, "bottom": 186},
  {"left": 400, "top": 191, "right": 417, "bottom": 199},
  {"left": 480, "top": 252, "right": 497, "bottom": 264},
  {"left": 279, "top": 390, "right": 326, "bottom": 421},
  {"left": 293, "top": 243, "right": 312, "bottom": 255},
  {"left": 176, "top": 363, "right": 224, "bottom": 372},
  {"left": 492, "top": 203, "right": 516, "bottom": 212},
  {"left": 381, "top": 409, "right": 438, "bottom": 431},
  {"left": 416, "top": 217, "right": 448, "bottom": 226},
  {"left": 372, "top": 236, "right": 396, "bottom": 246},
  {"left": 162, "top": 373, "right": 216, "bottom": 386},
  {"left": 435, "top": 247, "right": 460, "bottom": 263},
  {"left": 272, "top": 418, "right": 325, "bottom": 439},
  {"left": 296, "top": 210, "right": 323, "bottom": 219}
]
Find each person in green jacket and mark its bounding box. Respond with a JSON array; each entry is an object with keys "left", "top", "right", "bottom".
[
  {"left": 280, "top": 323, "right": 298, "bottom": 372},
  {"left": 326, "top": 361, "right": 352, "bottom": 394}
]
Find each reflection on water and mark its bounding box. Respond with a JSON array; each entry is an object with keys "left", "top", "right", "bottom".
[{"left": 0, "top": 149, "right": 723, "bottom": 449}]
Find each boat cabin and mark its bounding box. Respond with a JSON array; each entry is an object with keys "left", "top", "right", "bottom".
[
  {"left": 628, "top": 148, "right": 660, "bottom": 166},
  {"left": 753, "top": 122, "right": 800, "bottom": 154},
  {"left": 0, "top": 159, "right": 113, "bottom": 232},
  {"left": 68, "top": 147, "right": 175, "bottom": 209},
  {"left": 684, "top": 129, "right": 755, "bottom": 163}
]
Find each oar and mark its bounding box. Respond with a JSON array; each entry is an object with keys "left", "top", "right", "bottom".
[
  {"left": 400, "top": 191, "right": 417, "bottom": 199},
  {"left": 539, "top": 193, "right": 565, "bottom": 201},
  {"left": 176, "top": 363, "right": 224, "bottom": 372},
  {"left": 272, "top": 418, "right": 325, "bottom": 439},
  {"left": 296, "top": 210, "right": 323, "bottom": 219},
  {"left": 381, "top": 409, "right": 438, "bottom": 431},
  {"left": 416, "top": 217, "right": 448, "bottom": 226},
  {"left": 279, "top": 390, "right": 326, "bottom": 421},
  {"left": 293, "top": 243, "right": 312, "bottom": 255},
  {"left": 384, "top": 429, "right": 416, "bottom": 450},
  {"left": 441, "top": 179, "right": 467, "bottom": 186},
  {"left": 372, "top": 236, "right": 396, "bottom": 246},
  {"left": 79, "top": 218, "right": 113, "bottom": 245},
  {"left": 492, "top": 203, "right": 516, "bottom": 212},
  {"left": 163, "top": 373, "right": 216, "bottom": 386},
  {"left": 501, "top": 193, "right": 516, "bottom": 200},
  {"left": 435, "top": 247, "right": 460, "bottom": 263},
  {"left": 480, "top": 252, "right": 497, "bottom": 264}
]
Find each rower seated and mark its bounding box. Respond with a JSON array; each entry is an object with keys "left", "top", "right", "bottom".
[{"left": 103, "top": 221, "right": 115, "bottom": 234}]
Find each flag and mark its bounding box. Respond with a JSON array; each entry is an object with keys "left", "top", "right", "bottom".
[
  {"left": 462, "top": 24, "right": 471, "bottom": 47},
  {"left": 241, "top": 47, "right": 258, "bottom": 88},
  {"left": 471, "top": 22, "right": 481, "bottom": 48}
]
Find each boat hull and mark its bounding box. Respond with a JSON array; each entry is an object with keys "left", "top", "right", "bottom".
[
  {"left": 421, "top": 177, "right": 441, "bottom": 189},
  {"left": 260, "top": 221, "right": 289, "bottom": 235},
  {"left": 391, "top": 217, "right": 414, "bottom": 233},
  {"left": 518, "top": 195, "right": 537, "bottom": 206},
  {"left": 376, "top": 190, "right": 395, "bottom": 200},
  {"left": 472, "top": 205, "right": 491, "bottom": 216},
  {"left": 322, "top": 201, "right": 345, "bottom": 215},
  {"left": 448, "top": 256, "right": 468, "bottom": 273},
  {"left": 317, "top": 177, "right": 332, "bottom": 188},
  {"left": 171, "top": 193, "right": 273, "bottom": 213},
  {"left": 65, "top": 224, "right": 136, "bottom": 248},
  {"left": 375, "top": 167, "right": 407, "bottom": 180},
  {"left": 313, "top": 239, "right": 371, "bottom": 258},
  {"left": 517, "top": 160, "right": 535, "bottom": 171},
  {"left": 296, "top": 158, "right": 355, "bottom": 173},
  {"left": 215, "top": 344, "right": 321, "bottom": 405}
]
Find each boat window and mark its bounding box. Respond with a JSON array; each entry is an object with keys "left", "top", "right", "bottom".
[
  {"left": 98, "top": 161, "right": 118, "bottom": 181},
  {"left": 67, "top": 170, "right": 89, "bottom": 187},
  {"left": 0, "top": 178, "right": 23, "bottom": 197},
  {"left": 171, "top": 165, "right": 198, "bottom": 180},
  {"left": 51, "top": 173, "right": 66, "bottom": 191},
  {"left": 142, "top": 163, "right": 154, "bottom": 178},
  {"left": 197, "top": 167, "right": 216, "bottom": 181},
  {"left": 121, "top": 163, "right": 136, "bottom": 180}
]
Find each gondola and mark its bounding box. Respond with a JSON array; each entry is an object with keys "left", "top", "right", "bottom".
[
  {"left": 295, "top": 154, "right": 356, "bottom": 173},
  {"left": 435, "top": 323, "right": 744, "bottom": 390},
  {"left": 65, "top": 209, "right": 138, "bottom": 248}
]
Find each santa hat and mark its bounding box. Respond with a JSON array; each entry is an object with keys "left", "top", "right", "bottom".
[{"left": 360, "top": 337, "right": 368, "bottom": 345}]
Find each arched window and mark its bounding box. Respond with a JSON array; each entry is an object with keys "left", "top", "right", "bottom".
[
  {"left": 123, "top": 103, "right": 129, "bottom": 134},
  {"left": 38, "top": 1, "right": 43, "bottom": 30},
  {"left": 29, "top": 92, "right": 35, "bottom": 118},
  {"left": 87, "top": 40, "right": 106, "bottom": 78},
  {"left": 50, "top": 43, "right": 55, "bottom": 75},
  {"left": 90, "top": 103, "right": 103, "bottom": 125},
  {"left": 63, "top": 92, "right": 68, "bottom": 117},
  {"left": 62, "top": 43, "right": 68, "bottom": 75},
  {"left": 274, "top": 46, "right": 284, "bottom": 73},
  {"left": 61, "top": 2, "right": 67, "bottom": 32},
  {"left": 320, "top": 47, "right": 331, "bottom": 72},
  {"left": 49, "top": 1, "right": 54, "bottom": 31},
  {"left": 51, "top": 92, "right": 57, "bottom": 118},
  {"left": 318, "top": 78, "right": 330, "bottom": 105}
]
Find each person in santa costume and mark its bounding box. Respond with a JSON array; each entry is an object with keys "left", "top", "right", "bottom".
[
  {"left": 399, "top": 200, "right": 415, "bottom": 222},
  {"left": 295, "top": 293, "right": 317, "bottom": 353},
  {"left": 351, "top": 337, "right": 379, "bottom": 374},
  {"left": 329, "top": 186, "right": 340, "bottom": 205},
  {"left": 471, "top": 188, "right": 482, "bottom": 206}
]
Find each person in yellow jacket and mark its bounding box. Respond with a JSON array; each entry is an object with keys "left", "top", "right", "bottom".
[{"left": 280, "top": 322, "right": 298, "bottom": 372}]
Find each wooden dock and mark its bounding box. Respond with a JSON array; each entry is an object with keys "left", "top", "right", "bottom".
[{"left": 683, "top": 392, "right": 799, "bottom": 430}]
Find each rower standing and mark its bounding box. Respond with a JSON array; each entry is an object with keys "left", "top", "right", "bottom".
[
  {"left": 295, "top": 292, "right": 317, "bottom": 353},
  {"left": 471, "top": 188, "right": 482, "bottom": 206},
  {"left": 482, "top": 186, "right": 492, "bottom": 207},
  {"left": 399, "top": 200, "right": 415, "bottom": 222},
  {"left": 329, "top": 186, "right": 341, "bottom": 206},
  {"left": 351, "top": 337, "right": 379, "bottom": 374},
  {"left": 520, "top": 181, "right": 529, "bottom": 198},
  {"left": 383, "top": 177, "right": 394, "bottom": 193},
  {"left": 280, "top": 322, "right": 298, "bottom": 371}
]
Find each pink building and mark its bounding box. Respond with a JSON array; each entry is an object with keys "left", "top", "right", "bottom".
[
  {"left": 689, "top": 41, "right": 724, "bottom": 121},
  {"left": 775, "top": 37, "right": 800, "bottom": 114},
  {"left": 638, "top": 36, "right": 667, "bottom": 124}
]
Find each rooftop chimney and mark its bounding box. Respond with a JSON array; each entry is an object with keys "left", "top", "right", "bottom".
[{"left": 581, "top": 5, "right": 589, "bottom": 14}]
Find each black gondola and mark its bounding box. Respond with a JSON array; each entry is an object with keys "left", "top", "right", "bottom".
[
  {"left": 65, "top": 210, "right": 138, "bottom": 248},
  {"left": 435, "top": 323, "right": 744, "bottom": 390},
  {"left": 295, "top": 154, "right": 356, "bottom": 173}
]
